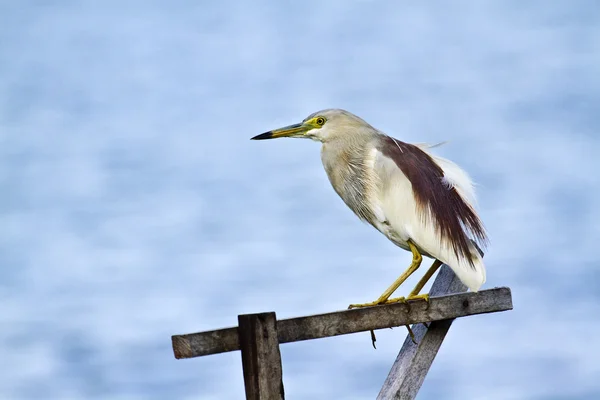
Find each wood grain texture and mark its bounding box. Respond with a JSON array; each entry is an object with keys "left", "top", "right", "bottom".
[
  {"left": 377, "top": 264, "right": 489, "bottom": 400},
  {"left": 238, "top": 313, "right": 284, "bottom": 400},
  {"left": 171, "top": 286, "right": 512, "bottom": 359}
]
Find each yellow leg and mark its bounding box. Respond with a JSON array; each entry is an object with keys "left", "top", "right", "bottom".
[
  {"left": 384, "top": 260, "right": 443, "bottom": 345},
  {"left": 367, "top": 259, "right": 442, "bottom": 347},
  {"left": 348, "top": 240, "right": 422, "bottom": 309},
  {"left": 406, "top": 259, "right": 443, "bottom": 301}
]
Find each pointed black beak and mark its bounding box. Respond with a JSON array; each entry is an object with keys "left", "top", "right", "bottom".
[
  {"left": 250, "top": 131, "right": 275, "bottom": 140},
  {"left": 250, "top": 123, "right": 307, "bottom": 140}
]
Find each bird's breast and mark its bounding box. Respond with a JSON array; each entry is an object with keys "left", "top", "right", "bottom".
[{"left": 321, "top": 142, "right": 380, "bottom": 225}]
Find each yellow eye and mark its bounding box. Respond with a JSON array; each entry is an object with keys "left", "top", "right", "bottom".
[{"left": 315, "top": 117, "right": 326, "bottom": 126}]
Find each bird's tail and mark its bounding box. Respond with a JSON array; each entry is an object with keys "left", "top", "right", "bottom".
[{"left": 439, "top": 240, "right": 486, "bottom": 292}]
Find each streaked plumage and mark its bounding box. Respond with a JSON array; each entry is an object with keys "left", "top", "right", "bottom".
[{"left": 251, "top": 108, "right": 488, "bottom": 301}]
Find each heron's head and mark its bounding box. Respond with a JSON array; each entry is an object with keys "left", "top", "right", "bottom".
[{"left": 251, "top": 109, "right": 374, "bottom": 143}]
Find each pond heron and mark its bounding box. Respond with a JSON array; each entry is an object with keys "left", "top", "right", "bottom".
[{"left": 251, "top": 109, "right": 488, "bottom": 314}]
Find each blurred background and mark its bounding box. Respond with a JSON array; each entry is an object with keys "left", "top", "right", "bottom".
[{"left": 1, "top": 1, "right": 599, "bottom": 399}]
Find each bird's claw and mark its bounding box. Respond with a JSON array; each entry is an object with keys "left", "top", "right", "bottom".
[
  {"left": 347, "top": 296, "right": 407, "bottom": 310},
  {"left": 406, "top": 293, "right": 430, "bottom": 303},
  {"left": 348, "top": 294, "right": 429, "bottom": 347}
]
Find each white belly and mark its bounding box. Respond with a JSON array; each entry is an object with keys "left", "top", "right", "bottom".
[{"left": 370, "top": 195, "right": 434, "bottom": 259}]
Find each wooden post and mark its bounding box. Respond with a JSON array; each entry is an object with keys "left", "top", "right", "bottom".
[
  {"left": 238, "top": 312, "right": 285, "bottom": 400},
  {"left": 171, "top": 288, "right": 511, "bottom": 359},
  {"left": 377, "top": 264, "right": 470, "bottom": 399},
  {"left": 171, "top": 269, "right": 512, "bottom": 399}
]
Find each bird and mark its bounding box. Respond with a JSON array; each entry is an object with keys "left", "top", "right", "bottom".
[{"left": 250, "top": 109, "right": 488, "bottom": 312}]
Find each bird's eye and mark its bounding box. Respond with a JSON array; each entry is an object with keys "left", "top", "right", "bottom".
[{"left": 316, "top": 117, "right": 326, "bottom": 126}]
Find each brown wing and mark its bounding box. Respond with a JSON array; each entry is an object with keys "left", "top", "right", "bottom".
[{"left": 377, "top": 135, "right": 488, "bottom": 265}]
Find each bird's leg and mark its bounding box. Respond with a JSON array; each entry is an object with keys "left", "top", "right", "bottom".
[
  {"left": 405, "top": 259, "right": 443, "bottom": 331},
  {"left": 405, "top": 259, "right": 443, "bottom": 302},
  {"left": 380, "top": 259, "right": 442, "bottom": 341},
  {"left": 348, "top": 240, "right": 422, "bottom": 309}
]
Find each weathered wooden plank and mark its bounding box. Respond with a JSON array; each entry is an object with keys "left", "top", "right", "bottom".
[
  {"left": 377, "top": 264, "right": 486, "bottom": 400},
  {"left": 171, "top": 286, "right": 512, "bottom": 359},
  {"left": 238, "top": 312, "right": 285, "bottom": 400}
]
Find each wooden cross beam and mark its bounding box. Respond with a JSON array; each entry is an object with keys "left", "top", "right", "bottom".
[{"left": 171, "top": 265, "right": 513, "bottom": 399}]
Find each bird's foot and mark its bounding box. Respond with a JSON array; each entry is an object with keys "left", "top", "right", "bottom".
[
  {"left": 381, "top": 296, "right": 427, "bottom": 344},
  {"left": 347, "top": 296, "right": 406, "bottom": 309},
  {"left": 347, "top": 294, "right": 429, "bottom": 347},
  {"left": 348, "top": 297, "right": 414, "bottom": 347},
  {"left": 365, "top": 294, "right": 428, "bottom": 345},
  {"left": 406, "top": 293, "right": 429, "bottom": 303},
  {"left": 404, "top": 294, "right": 430, "bottom": 342}
]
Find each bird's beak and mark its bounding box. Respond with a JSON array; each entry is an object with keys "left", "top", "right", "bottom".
[{"left": 251, "top": 122, "right": 310, "bottom": 140}]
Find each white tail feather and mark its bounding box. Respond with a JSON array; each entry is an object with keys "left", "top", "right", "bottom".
[
  {"left": 414, "top": 143, "right": 478, "bottom": 207},
  {"left": 439, "top": 242, "right": 486, "bottom": 291}
]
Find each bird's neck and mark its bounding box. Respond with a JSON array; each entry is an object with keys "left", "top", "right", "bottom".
[{"left": 320, "top": 138, "right": 378, "bottom": 223}]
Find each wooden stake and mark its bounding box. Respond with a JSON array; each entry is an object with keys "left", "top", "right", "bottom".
[{"left": 238, "top": 312, "right": 285, "bottom": 400}]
